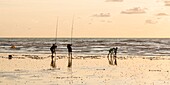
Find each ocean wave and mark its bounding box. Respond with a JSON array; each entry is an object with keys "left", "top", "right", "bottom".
[{"left": 0, "top": 38, "right": 170, "bottom": 56}]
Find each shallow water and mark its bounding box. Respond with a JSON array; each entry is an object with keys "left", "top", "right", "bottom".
[
  {"left": 1, "top": 57, "right": 170, "bottom": 85},
  {"left": 0, "top": 38, "right": 170, "bottom": 56}
]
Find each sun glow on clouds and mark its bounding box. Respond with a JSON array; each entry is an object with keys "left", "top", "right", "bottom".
[
  {"left": 0, "top": 0, "right": 170, "bottom": 38},
  {"left": 121, "top": 7, "right": 146, "bottom": 14}
]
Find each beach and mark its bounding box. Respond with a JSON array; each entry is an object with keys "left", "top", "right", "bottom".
[
  {"left": 1, "top": 0, "right": 170, "bottom": 84},
  {"left": 0, "top": 53, "right": 170, "bottom": 85}
]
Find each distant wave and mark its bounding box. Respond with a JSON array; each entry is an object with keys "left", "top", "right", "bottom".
[{"left": 0, "top": 38, "right": 170, "bottom": 56}]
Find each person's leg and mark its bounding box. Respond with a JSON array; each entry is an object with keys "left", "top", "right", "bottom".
[
  {"left": 51, "top": 59, "right": 53, "bottom": 66},
  {"left": 114, "top": 51, "right": 117, "bottom": 56},
  {"left": 70, "top": 52, "right": 72, "bottom": 66},
  {"left": 70, "top": 52, "right": 72, "bottom": 61},
  {"left": 107, "top": 53, "right": 111, "bottom": 64},
  {"left": 68, "top": 52, "right": 72, "bottom": 67},
  {"left": 114, "top": 55, "right": 117, "bottom": 65},
  {"left": 110, "top": 53, "right": 113, "bottom": 65},
  {"left": 51, "top": 53, "right": 54, "bottom": 60}
]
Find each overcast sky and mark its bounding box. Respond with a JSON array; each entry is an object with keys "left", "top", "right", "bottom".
[{"left": 0, "top": 0, "right": 170, "bottom": 38}]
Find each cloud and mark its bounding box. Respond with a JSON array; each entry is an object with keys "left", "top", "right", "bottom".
[
  {"left": 105, "top": 0, "right": 123, "bottom": 2},
  {"left": 121, "top": 7, "right": 146, "bottom": 14},
  {"left": 145, "top": 19, "right": 157, "bottom": 24},
  {"left": 164, "top": 1, "right": 170, "bottom": 6},
  {"left": 92, "top": 13, "right": 111, "bottom": 17},
  {"left": 156, "top": 13, "right": 169, "bottom": 16}
]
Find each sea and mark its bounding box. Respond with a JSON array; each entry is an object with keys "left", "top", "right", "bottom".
[{"left": 0, "top": 38, "right": 170, "bottom": 56}]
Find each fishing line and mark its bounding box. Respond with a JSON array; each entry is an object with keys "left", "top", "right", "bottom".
[
  {"left": 55, "top": 17, "right": 59, "bottom": 44},
  {"left": 71, "top": 15, "right": 74, "bottom": 44}
]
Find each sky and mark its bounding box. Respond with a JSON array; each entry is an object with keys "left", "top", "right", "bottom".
[{"left": 0, "top": 0, "right": 170, "bottom": 38}]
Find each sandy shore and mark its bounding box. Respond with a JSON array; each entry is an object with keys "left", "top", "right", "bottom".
[{"left": 0, "top": 53, "right": 170, "bottom": 85}]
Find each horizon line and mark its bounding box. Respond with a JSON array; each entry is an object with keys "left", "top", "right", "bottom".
[{"left": 0, "top": 36, "right": 170, "bottom": 39}]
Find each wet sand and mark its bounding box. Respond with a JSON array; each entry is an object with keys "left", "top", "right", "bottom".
[{"left": 0, "top": 53, "right": 170, "bottom": 85}]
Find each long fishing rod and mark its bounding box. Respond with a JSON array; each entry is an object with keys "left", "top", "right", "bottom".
[
  {"left": 70, "top": 15, "right": 74, "bottom": 44},
  {"left": 67, "top": 15, "right": 75, "bottom": 67},
  {"left": 54, "top": 17, "right": 59, "bottom": 63},
  {"left": 55, "top": 17, "right": 59, "bottom": 44}
]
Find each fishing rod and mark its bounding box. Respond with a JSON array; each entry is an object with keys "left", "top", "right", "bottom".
[
  {"left": 53, "top": 17, "right": 59, "bottom": 65},
  {"left": 70, "top": 15, "right": 74, "bottom": 44},
  {"left": 68, "top": 15, "right": 75, "bottom": 67},
  {"left": 55, "top": 17, "right": 59, "bottom": 44},
  {"left": 50, "top": 17, "right": 59, "bottom": 68}
]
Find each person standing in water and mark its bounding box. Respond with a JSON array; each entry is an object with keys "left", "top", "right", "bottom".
[
  {"left": 107, "top": 47, "right": 118, "bottom": 65},
  {"left": 113, "top": 47, "right": 118, "bottom": 65},
  {"left": 67, "top": 44, "right": 72, "bottom": 67},
  {"left": 50, "top": 43, "right": 57, "bottom": 68},
  {"left": 50, "top": 44, "right": 57, "bottom": 58},
  {"left": 114, "top": 47, "right": 118, "bottom": 56},
  {"left": 107, "top": 47, "right": 114, "bottom": 65}
]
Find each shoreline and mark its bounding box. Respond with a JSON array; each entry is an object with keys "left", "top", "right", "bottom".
[
  {"left": 1, "top": 53, "right": 170, "bottom": 60},
  {"left": 0, "top": 53, "right": 170, "bottom": 85}
]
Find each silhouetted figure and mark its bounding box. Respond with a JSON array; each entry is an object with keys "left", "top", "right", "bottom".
[
  {"left": 67, "top": 44, "right": 72, "bottom": 67},
  {"left": 114, "top": 55, "right": 117, "bottom": 65},
  {"left": 113, "top": 47, "right": 118, "bottom": 65},
  {"left": 50, "top": 44, "right": 57, "bottom": 68},
  {"left": 50, "top": 44, "right": 57, "bottom": 58},
  {"left": 114, "top": 47, "right": 118, "bottom": 55},
  {"left": 107, "top": 48, "right": 114, "bottom": 65},
  {"left": 107, "top": 47, "right": 118, "bottom": 65}
]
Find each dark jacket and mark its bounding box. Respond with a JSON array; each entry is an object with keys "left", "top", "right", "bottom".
[
  {"left": 50, "top": 44, "right": 57, "bottom": 53},
  {"left": 67, "top": 44, "right": 72, "bottom": 52}
]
